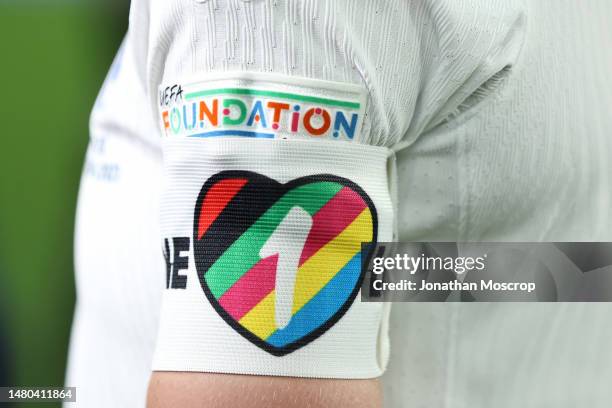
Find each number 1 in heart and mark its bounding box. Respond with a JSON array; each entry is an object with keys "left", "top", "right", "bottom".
[{"left": 260, "top": 206, "right": 313, "bottom": 330}]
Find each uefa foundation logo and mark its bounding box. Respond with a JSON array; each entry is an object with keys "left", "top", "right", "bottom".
[
  {"left": 192, "top": 171, "right": 378, "bottom": 355},
  {"left": 157, "top": 73, "right": 368, "bottom": 142}
]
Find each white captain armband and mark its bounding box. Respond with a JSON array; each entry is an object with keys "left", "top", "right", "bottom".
[{"left": 153, "top": 73, "right": 393, "bottom": 378}]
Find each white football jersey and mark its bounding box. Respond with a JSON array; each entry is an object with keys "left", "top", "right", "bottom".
[{"left": 66, "top": 0, "right": 612, "bottom": 407}]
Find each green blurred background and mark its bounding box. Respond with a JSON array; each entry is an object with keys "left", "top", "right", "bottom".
[{"left": 0, "top": 0, "right": 128, "bottom": 405}]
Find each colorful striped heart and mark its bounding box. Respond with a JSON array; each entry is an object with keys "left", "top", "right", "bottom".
[{"left": 193, "top": 171, "right": 377, "bottom": 356}]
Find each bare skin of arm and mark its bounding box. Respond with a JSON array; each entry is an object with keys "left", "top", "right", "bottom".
[{"left": 147, "top": 372, "right": 382, "bottom": 408}]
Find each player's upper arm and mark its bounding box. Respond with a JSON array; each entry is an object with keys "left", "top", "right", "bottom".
[{"left": 125, "top": 0, "right": 526, "bottom": 403}]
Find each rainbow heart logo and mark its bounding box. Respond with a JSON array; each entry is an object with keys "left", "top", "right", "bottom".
[{"left": 193, "top": 171, "right": 377, "bottom": 356}]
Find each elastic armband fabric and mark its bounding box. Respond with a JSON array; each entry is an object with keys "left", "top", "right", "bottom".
[{"left": 152, "top": 74, "right": 393, "bottom": 378}]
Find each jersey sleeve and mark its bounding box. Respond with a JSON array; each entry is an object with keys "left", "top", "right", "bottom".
[{"left": 125, "top": 0, "right": 526, "bottom": 378}]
